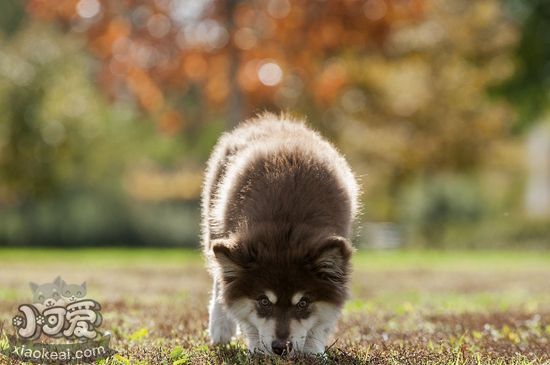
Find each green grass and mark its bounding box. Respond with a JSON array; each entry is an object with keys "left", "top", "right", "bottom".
[
  {"left": 1, "top": 247, "right": 549, "bottom": 270},
  {"left": 352, "top": 249, "right": 550, "bottom": 271},
  {"left": 0, "top": 247, "right": 203, "bottom": 266},
  {"left": 0, "top": 248, "right": 549, "bottom": 364}
]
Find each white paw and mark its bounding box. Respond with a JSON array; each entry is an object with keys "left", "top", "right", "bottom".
[{"left": 209, "top": 319, "right": 235, "bottom": 344}]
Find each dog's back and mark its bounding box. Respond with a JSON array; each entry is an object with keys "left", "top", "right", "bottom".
[{"left": 201, "top": 113, "right": 359, "bottom": 251}]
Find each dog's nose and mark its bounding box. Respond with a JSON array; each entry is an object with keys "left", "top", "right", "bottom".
[{"left": 271, "top": 340, "right": 292, "bottom": 355}]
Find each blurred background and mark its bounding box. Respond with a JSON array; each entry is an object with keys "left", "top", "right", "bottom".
[{"left": 0, "top": 0, "right": 549, "bottom": 250}]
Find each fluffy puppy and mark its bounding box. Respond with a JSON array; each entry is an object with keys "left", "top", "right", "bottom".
[{"left": 202, "top": 113, "right": 359, "bottom": 356}]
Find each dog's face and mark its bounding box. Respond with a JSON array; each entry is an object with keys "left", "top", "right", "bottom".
[
  {"left": 213, "top": 231, "right": 352, "bottom": 355},
  {"left": 227, "top": 288, "right": 342, "bottom": 355}
]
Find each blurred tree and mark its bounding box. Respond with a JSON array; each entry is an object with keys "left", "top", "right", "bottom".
[
  {"left": 400, "top": 174, "right": 485, "bottom": 247},
  {"left": 25, "top": 0, "right": 423, "bottom": 131},
  {"left": 0, "top": 0, "right": 26, "bottom": 36},
  {"left": 0, "top": 23, "right": 184, "bottom": 204},
  {"left": 499, "top": 0, "right": 550, "bottom": 132},
  {"left": 330, "top": 0, "right": 519, "bottom": 219},
  {"left": 21, "top": 0, "right": 521, "bottom": 224},
  {"left": 0, "top": 0, "right": 539, "bottom": 247}
]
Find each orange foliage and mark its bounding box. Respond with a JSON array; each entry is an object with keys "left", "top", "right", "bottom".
[
  {"left": 26, "top": 0, "right": 77, "bottom": 20},
  {"left": 315, "top": 62, "right": 349, "bottom": 105},
  {"left": 127, "top": 67, "right": 164, "bottom": 111},
  {"left": 26, "top": 0, "right": 424, "bottom": 131},
  {"left": 89, "top": 17, "right": 131, "bottom": 59},
  {"left": 158, "top": 108, "right": 184, "bottom": 135},
  {"left": 182, "top": 53, "right": 208, "bottom": 82}
]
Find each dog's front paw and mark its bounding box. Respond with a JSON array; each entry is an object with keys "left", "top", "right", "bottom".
[{"left": 209, "top": 320, "right": 235, "bottom": 344}]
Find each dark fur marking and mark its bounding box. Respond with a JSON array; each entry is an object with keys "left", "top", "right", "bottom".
[{"left": 202, "top": 113, "right": 359, "bottom": 323}]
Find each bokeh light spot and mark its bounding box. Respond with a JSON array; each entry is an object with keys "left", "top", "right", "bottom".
[
  {"left": 363, "top": 0, "right": 387, "bottom": 21},
  {"left": 147, "top": 14, "right": 172, "bottom": 38},
  {"left": 76, "top": 0, "right": 101, "bottom": 19},
  {"left": 234, "top": 28, "right": 257, "bottom": 50},
  {"left": 41, "top": 121, "right": 66, "bottom": 147},
  {"left": 258, "top": 61, "right": 283, "bottom": 86},
  {"left": 267, "top": 0, "right": 291, "bottom": 19}
]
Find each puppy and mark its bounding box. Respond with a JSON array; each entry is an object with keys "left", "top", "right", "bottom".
[{"left": 202, "top": 113, "right": 359, "bottom": 356}]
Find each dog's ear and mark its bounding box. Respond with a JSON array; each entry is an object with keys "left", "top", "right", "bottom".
[
  {"left": 310, "top": 236, "right": 353, "bottom": 283},
  {"left": 212, "top": 240, "right": 245, "bottom": 282},
  {"left": 53, "top": 276, "right": 63, "bottom": 287},
  {"left": 29, "top": 282, "right": 39, "bottom": 292}
]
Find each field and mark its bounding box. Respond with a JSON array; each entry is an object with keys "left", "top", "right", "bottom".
[{"left": 0, "top": 249, "right": 549, "bottom": 364}]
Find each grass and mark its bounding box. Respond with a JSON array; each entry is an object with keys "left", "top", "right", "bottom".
[
  {"left": 0, "top": 248, "right": 549, "bottom": 364},
  {"left": 1, "top": 247, "right": 549, "bottom": 269}
]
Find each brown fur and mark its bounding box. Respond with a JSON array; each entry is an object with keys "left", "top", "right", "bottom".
[{"left": 202, "top": 113, "right": 359, "bottom": 311}]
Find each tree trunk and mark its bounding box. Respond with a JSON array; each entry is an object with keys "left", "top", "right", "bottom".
[{"left": 225, "top": 0, "right": 245, "bottom": 127}]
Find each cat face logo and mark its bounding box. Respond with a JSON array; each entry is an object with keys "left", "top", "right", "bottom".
[
  {"left": 12, "top": 276, "right": 101, "bottom": 340},
  {"left": 60, "top": 280, "right": 87, "bottom": 303},
  {"left": 30, "top": 276, "right": 87, "bottom": 310},
  {"left": 3, "top": 277, "right": 115, "bottom": 365}
]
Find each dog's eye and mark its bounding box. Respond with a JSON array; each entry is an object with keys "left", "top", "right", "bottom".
[
  {"left": 257, "top": 295, "right": 271, "bottom": 307},
  {"left": 297, "top": 298, "right": 309, "bottom": 309}
]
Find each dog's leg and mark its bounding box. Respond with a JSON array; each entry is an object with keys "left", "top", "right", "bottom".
[{"left": 208, "top": 280, "right": 236, "bottom": 344}]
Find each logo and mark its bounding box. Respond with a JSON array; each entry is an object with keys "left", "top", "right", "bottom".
[{"left": 1, "top": 276, "right": 116, "bottom": 364}]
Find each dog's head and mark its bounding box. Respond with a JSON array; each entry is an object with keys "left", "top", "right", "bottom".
[{"left": 212, "top": 227, "right": 352, "bottom": 355}]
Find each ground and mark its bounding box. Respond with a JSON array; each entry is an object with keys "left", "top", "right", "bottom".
[{"left": 0, "top": 249, "right": 549, "bottom": 364}]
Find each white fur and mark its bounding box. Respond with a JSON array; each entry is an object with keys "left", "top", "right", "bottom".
[
  {"left": 251, "top": 314, "right": 277, "bottom": 354},
  {"left": 303, "top": 303, "right": 341, "bottom": 353},
  {"left": 227, "top": 299, "right": 274, "bottom": 354},
  {"left": 265, "top": 290, "right": 277, "bottom": 304},
  {"left": 289, "top": 316, "right": 316, "bottom": 351},
  {"left": 208, "top": 281, "right": 236, "bottom": 344},
  {"left": 226, "top": 298, "right": 341, "bottom": 355}
]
